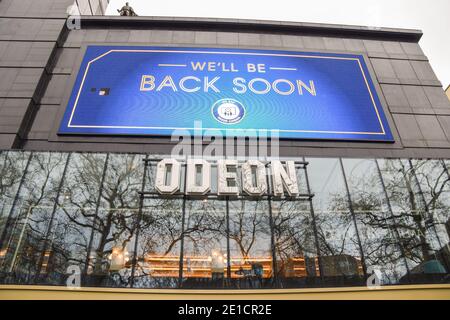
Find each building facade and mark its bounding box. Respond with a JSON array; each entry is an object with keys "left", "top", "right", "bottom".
[{"left": 0, "top": 0, "right": 450, "bottom": 299}]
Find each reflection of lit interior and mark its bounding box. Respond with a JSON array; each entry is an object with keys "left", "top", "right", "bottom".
[
  {"left": 103, "top": 248, "right": 363, "bottom": 279},
  {"left": 137, "top": 254, "right": 318, "bottom": 278},
  {"left": 108, "top": 247, "right": 130, "bottom": 271}
]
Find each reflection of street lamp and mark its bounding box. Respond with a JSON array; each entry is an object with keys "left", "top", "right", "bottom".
[
  {"left": 109, "top": 247, "right": 129, "bottom": 271},
  {"left": 211, "top": 249, "right": 225, "bottom": 280},
  {"left": 63, "top": 190, "right": 71, "bottom": 203}
]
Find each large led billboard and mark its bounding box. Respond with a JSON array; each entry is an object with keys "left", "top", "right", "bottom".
[{"left": 58, "top": 46, "right": 393, "bottom": 142}]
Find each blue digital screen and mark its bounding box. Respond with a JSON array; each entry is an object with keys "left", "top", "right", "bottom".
[{"left": 58, "top": 46, "right": 394, "bottom": 142}]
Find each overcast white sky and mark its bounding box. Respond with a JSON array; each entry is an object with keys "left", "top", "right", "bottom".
[{"left": 106, "top": 0, "right": 450, "bottom": 88}]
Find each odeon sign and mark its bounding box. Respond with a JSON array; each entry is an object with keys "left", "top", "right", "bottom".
[{"left": 155, "top": 159, "right": 300, "bottom": 197}]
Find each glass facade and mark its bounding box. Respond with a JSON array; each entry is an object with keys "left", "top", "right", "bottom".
[{"left": 0, "top": 151, "right": 449, "bottom": 289}]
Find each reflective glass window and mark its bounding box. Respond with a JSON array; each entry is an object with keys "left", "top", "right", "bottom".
[
  {"left": 228, "top": 199, "right": 273, "bottom": 289},
  {"left": 377, "top": 159, "right": 449, "bottom": 284},
  {"left": 306, "top": 158, "right": 365, "bottom": 286},
  {"left": 271, "top": 200, "right": 318, "bottom": 287},
  {"left": 134, "top": 198, "right": 183, "bottom": 288},
  {"left": 0, "top": 152, "right": 68, "bottom": 284},
  {"left": 342, "top": 159, "right": 409, "bottom": 285},
  {"left": 41, "top": 152, "right": 107, "bottom": 285},
  {"left": 0, "top": 151, "right": 30, "bottom": 243},
  {"left": 181, "top": 199, "right": 227, "bottom": 288},
  {"left": 86, "top": 153, "right": 144, "bottom": 288}
]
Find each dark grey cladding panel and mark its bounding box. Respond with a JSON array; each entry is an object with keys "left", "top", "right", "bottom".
[
  {"left": 342, "top": 39, "right": 365, "bottom": 53},
  {"left": 382, "top": 41, "right": 408, "bottom": 59},
  {"left": 150, "top": 30, "right": 173, "bottom": 44},
  {"left": 363, "top": 40, "right": 389, "bottom": 58},
  {"left": 52, "top": 48, "right": 80, "bottom": 74},
  {"left": 424, "top": 87, "right": 450, "bottom": 114},
  {"left": 390, "top": 60, "right": 421, "bottom": 85},
  {"left": 0, "top": 133, "right": 17, "bottom": 149},
  {"left": 0, "top": 0, "right": 73, "bottom": 17},
  {"left": 401, "top": 42, "right": 426, "bottom": 60},
  {"left": 370, "top": 59, "right": 399, "bottom": 84},
  {"left": 438, "top": 116, "right": 450, "bottom": 141},
  {"left": 301, "top": 36, "right": 326, "bottom": 50},
  {"left": 238, "top": 33, "right": 261, "bottom": 47},
  {"left": 28, "top": 105, "right": 60, "bottom": 140},
  {"left": 64, "top": 29, "right": 87, "bottom": 47},
  {"left": 105, "top": 30, "right": 131, "bottom": 43},
  {"left": 0, "top": 98, "right": 31, "bottom": 133},
  {"left": 415, "top": 115, "right": 450, "bottom": 148},
  {"left": 391, "top": 114, "right": 426, "bottom": 147},
  {"left": 323, "top": 37, "right": 346, "bottom": 51},
  {"left": 194, "top": 31, "right": 217, "bottom": 45},
  {"left": 260, "top": 34, "right": 283, "bottom": 48},
  {"left": 0, "top": 18, "right": 65, "bottom": 41},
  {"left": 411, "top": 60, "right": 442, "bottom": 86},
  {"left": 281, "top": 35, "right": 304, "bottom": 48},
  {"left": 172, "top": 31, "right": 196, "bottom": 44},
  {"left": 0, "top": 68, "right": 43, "bottom": 99},
  {"left": 216, "top": 32, "right": 239, "bottom": 46},
  {"left": 0, "top": 41, "right": 54, "bottom": 68},
  {"left": 402, "top": 85, "right": 433, "bottom": 113},
  {"left": 380, "top": 84, "right": 411, "bottom": 114},
  {"left": 83, "top": 30, "right": 109, "bottom": 43},
  {"left": 40, "top": 74, "right": 71, "bottom": 105},
  {"left": 129, "top": 30, "right": 153, "bottom": 43}
]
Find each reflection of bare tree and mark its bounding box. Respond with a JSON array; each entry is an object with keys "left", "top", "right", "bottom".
[
  {"left": 0, "top": 152, "right": 27, "bottom": 203},
  {"left": 184, "top": 200, "right": 226, "bottom": 255},
  {"left": 329, "top": 159, "right": 450, "bottom": 281},
  {"left": 379, "top": 160, "right": 449, "bottom": 265},
  {"left": 271, "top": 200, "right": 317, "bottom": 278},
  {"left": 139, "top": 200, "right": 183, "bottom": 257},
  {"left": 229, "top": 201, "right": 268, "bottom": 261},
  {"left": 1, "top": 152, "right": 67, "bottom": 279},
  {"left": 272, "top": 201, "right": 315, "bottom": 259},
  {"left": 55, "top": 154, "right": 143, "bottom": 282},
  {"left": 0, "top": 152, "right": 29, "bottom": 237},
  {"left": 56, "top": 153, "right": 106, "bottom": 271},
  {"left": 411, "top": 160, "right": 450, "bottom": 241}
]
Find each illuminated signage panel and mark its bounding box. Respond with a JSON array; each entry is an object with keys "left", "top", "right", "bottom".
[{"left": 58, "top": 46, "right": 393, "bottom": 141}]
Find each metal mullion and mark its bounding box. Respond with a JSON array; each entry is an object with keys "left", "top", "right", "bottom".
[
  {"left": 178, "top": 163, "right": 188, "bottom": 288},
  {"left": 375, "top": 159, "right": 412, "bottom": 284},
  {"left": 265, "top": 162, "right": 278, "bottom": 288},
  {"left": 225, "top": 197, "right": 231, "bottom": 284},
  {"left": 130, "top": 155, "right": 149, "bottom": 288},
  {"left": 302, "top": 157, "right": 324, "bottom": 282},
  {"left": 339, "top": 158, "right": 367, "bottom": 277}
]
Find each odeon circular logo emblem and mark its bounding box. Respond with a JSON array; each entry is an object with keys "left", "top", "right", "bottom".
[{"left": 211, "top": 98, "right": 246, "bottom": 124}]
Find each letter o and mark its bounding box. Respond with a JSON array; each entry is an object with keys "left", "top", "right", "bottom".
[
  {"left": 273, "top": 79, "right": 295, "bottom": 95},
  {"left": 248, "top": 78, "right": 271, "bottom": 94}
]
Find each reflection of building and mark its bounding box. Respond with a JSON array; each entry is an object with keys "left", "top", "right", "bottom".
[
  {"left": 320, "top": 255, "right": 363, "bottom": 277},
  {"left": 0, "top": 0, "right": 450, "bottom": 300}
]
